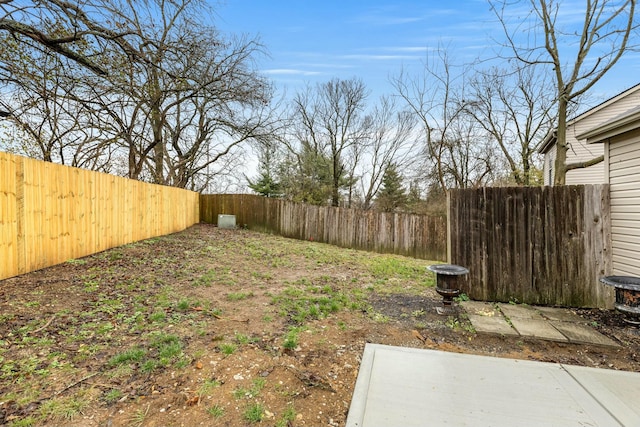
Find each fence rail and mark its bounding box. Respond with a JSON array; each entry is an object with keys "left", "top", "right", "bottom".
[
  {"left": 200, "top": 194, "right": 447, "bottom": 261},
  {"left": 1, "top": 152, "right": 199, "bottom": 280},
  {"left": 448, "top": 185, "right": 613, "bottom": 308}
]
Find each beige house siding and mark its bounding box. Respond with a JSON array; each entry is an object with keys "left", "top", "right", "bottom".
[
  {"left": 608, "top": 129, "right": 640, "bottom": 276},
  {"left": 542, "top": 84, "right": 640, "bottom": 185},
  {"left": 543, "top": 144, "right": 556, "bottom": 185}
]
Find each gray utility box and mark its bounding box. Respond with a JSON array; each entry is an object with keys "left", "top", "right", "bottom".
[{"left": 217, "top": 214, "right": 236, "bottom": 229}]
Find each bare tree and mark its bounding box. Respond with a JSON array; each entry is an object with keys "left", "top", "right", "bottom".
[
  {"left": 466, "top": 64, "right": 554, "bottom": 185},
  {"left": 491, "top": 0, "right": 638, "bottom": 184},
  {"left": 0, "top": 32, "right": 113, "bottom": 169},
  {"left": 355, "top": 96, "right": 419, "bottom": 210},
  {"left": 289, "top": 78, "right": 370, "bottom": 206},
  {"left": 391, "top": 49, "right": 495, "bottom": 192},
  {"left": 0, "top": 0, "right": 143, "bottom": 77},
  {"left": 98, "top": 0, "right": 277, "bottom": 189},
  {"left": 1, "top": 0, "right": 278, "bottom": 190}
]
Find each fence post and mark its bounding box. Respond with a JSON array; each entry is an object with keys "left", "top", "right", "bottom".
[
  {"left": 15, "top": 155, "right": 26, "bottom": 275},
  {"left": 446, "top": 190, "right": 452, "bottom": 263}
]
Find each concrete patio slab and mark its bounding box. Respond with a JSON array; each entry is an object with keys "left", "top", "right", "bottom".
[
  {"left": 551, "top": 321, "right": 620, "bottom": 347},
  {"left": 459, "top": 300, "right": 499, "bottom": 317},
  {"left": 535, "top": 306, "right": 585, "bottom": 322},
  {"left": 460, "top": 302, "right": 618, "bottom": 346},
  {"left": 564, "top": 364, "right": 640, "bottom": 426},
  {"left": 497, "top": 303, "right": 544, "bottom": 319},
  {"left": 508, "top": 318, "right": 568, "bottom": 342},
  {"left": 346, "top": 344, "right": 640, "bottom": 427},
  {"left": 467, "top": 313, "right": 519, "bottom": 336}
]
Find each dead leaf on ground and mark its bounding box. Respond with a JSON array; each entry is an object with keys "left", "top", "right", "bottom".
[{"left": 185, "top": 395, "right": 199, "bottom": 406}]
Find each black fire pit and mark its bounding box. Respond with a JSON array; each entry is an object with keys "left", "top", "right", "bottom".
[
  {"left": 428, "top": 264, "right": 469, "bottom": 314},
  {"left": 600, "top": 275, "right": 640, "bottom": 325}
]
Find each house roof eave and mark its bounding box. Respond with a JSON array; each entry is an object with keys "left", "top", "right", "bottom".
[
  {"left": 537, "top": 129, "right": 557, "bottom": 154},
  {"left": 577, "top": 106, "right": 640, "bottom": 143},
  {"left": 567, "top": 82, "right": 640, "bottom": 125}
]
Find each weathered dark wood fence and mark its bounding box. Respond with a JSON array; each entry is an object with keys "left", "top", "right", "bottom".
[
  {"left": 448, "top": 185, "right": 613, "bottom": 308},
  {"left": 200, "top": 194, "right": 447, "bottom": 261}
]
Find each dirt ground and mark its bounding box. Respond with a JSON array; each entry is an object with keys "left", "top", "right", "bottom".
[{"left": 1, "top": 224, "right": 640, "bottom": 427}]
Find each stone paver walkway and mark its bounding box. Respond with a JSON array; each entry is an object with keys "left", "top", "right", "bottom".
[{"left": 459, "top": 301, "right": 619, "bottom": 347}]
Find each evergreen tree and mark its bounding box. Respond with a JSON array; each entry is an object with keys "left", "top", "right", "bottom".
[
  {"left": 247, "top": 172, "right": 281, "bottom": 198},
  {"left": 405, "top": 179, "right": 423, "bottom": 213},
  {"left": 278, "top": 144, "right": 335, "bottom": 205},
  {"left": 247, "top": 143, "right": 282, "bottom": 198},
  {"left": 375, "top": 164, "right": 407, "bottom": 212}
]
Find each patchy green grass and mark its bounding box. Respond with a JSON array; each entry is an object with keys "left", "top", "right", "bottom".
[
  {"left": 271, "top": 280, "right": 358, "bottom": 325},
  {"left": 0, "top": 226, "right": 442, "bottom": 427},
  {"left": 194, "top": 267, "right": 236, "bottom": 287},
  {"left": 233, "top": 378, "right": 266, "bottom": 400},
  {"left": 108, "top": 348, "right": 146, "bottom": 367},
  {"left": 227, "top": 291, "right": 254, "bottom": 301}
]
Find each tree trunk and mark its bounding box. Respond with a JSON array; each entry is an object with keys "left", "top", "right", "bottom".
[{"left": 553, "top": 97, "right": 568, "bottom": 185}]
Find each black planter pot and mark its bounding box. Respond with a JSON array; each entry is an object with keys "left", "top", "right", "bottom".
[{"left": 600, "top": 276, "right": 640, "bottom": 325}]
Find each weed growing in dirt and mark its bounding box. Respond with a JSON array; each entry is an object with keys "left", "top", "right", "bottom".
[
  {"left": 272, "top": 283, "right": 351, "bottom": 324},
  {"left": 445, "top": 316, "right": 475, "bottom": 333},
  {"left": 150, "top": 333, "right": 185, "bottom": 365},
  {"left": 82, "top": 277, "right": 99, "bottom": 292},
  {"left": 276, "top": 404, "right": 297, "bottom": 427},
  {"left": 219, "top": 343, "right": 237, "bottom": 355},
  {"left": 227, "top": 291, "right": 254, "bottom": 301},
  {"left": 235, "top": 332, "right": 258, "bottom": 345},
  {"left": 107, "top": 333, "right": 187, "bottom": 374},
  {"left": 283, "top": 327, "right": 301, "bottom": 350},
  {"left": 234, "top": 378, "right": 266, "bottom": 400},
  {"left": 108, "top": 348, "right": 146, "bottom": 367},
  {"left": 149, "top": 310, "right": 167, "bottom": 323},
  {"left": 242, "top": 239, "right": 294, "bottom": 268},
  {"left": 176, "top": 298, "right": 191, "bottom": 311},
  {"left": 193, "top": 268, "right": 217, "bottom": 287},
  {"left": 38, "top": 392, "right": 91, "bottom": 422},
  {"left": 243, "top": 402, "right": 265, "bottom": 423},
  {"left": 207, "top": 404, "right": 225, "bottom": 418},
  {"left": 128, "top": 404, "right": 150, "bottom": 427},
  {"left": 251, "top": 271, "right": 273, "bottom": 281},
  {"left": 198, "top": 379, "right": 222, "bottom": 398},
  {"left": 194, "top": 267, "right": 236, "bottom": 287},
  {"left": 103, "top": 389, "right": 123, "bottom": 404},
  {"left": 454, "top": 293, "right": 470, "bottom": 302},
  {"left": 7, "top": 415, "right": 37, "bottom": 426}
]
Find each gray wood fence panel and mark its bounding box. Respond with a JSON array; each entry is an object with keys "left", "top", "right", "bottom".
[
  {"left": 448, "top": 185, "right": 613, "bottom": 308},
  {"left": 200, "top": 194, "right": 447, "bottom": 261}
]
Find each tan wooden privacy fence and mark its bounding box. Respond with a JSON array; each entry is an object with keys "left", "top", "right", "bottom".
[
  {"left": 0, "top": 152, "right": 199, "bottom": 280},
  {"left": 448, "top": 185, "right": 613, "bottom": 308},
  {"left": 200, "top": 194, "right": 447, "bottom": 261}
]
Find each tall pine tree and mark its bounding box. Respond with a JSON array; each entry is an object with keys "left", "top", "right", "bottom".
[{"left": 375, "top": 164, "right": 407, "bottom": 212}]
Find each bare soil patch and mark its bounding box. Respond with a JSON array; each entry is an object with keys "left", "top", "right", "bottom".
[{"left": 1, "top": 224, "right": 639, "bottom": 426}]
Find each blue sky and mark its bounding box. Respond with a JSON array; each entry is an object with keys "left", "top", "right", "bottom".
[{"left": 215, "top": 1, "right": 640, "bottom": 103}]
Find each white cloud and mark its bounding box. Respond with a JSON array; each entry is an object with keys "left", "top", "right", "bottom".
[
  {"left": 340, "top": 54, "right": 419, "bottom": 61},
  {"left": 381, "top": 46, "right": 432, "bottom": 53},
  {"left": 262, "top": 69, "right": 323, "bottom": 76}
]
